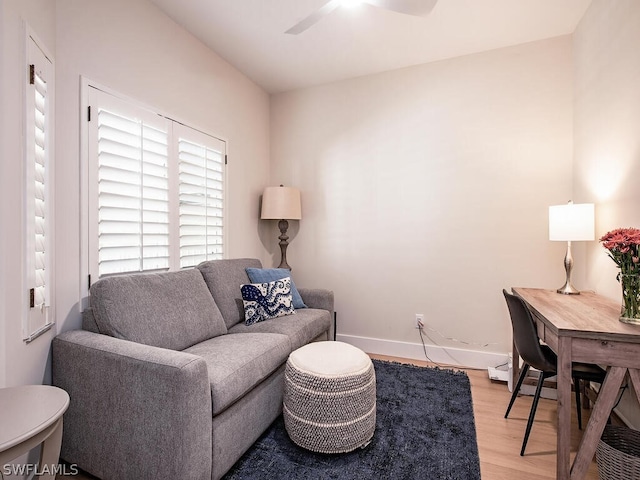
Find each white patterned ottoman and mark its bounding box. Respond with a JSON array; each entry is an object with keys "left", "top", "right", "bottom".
[{"left": 283, "top": 341, "right": 376, "bottom": 453}]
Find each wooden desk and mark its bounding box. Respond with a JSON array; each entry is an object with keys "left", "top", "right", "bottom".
[
  {"left": 0, "top": 385, "right": 70, "bottom": 479},
  {"left": 512, "top": 287, "right": 640, "bottom": 480}
]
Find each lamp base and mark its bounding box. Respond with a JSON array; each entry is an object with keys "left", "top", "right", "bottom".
[
  {"left": 277, "top": 259, "right": 291, "bottom": 270},
  {"left": 556, "top": 240, "right": 580, "bottom": 294},
  {"left": 557, "top": 282, "right": 581, "bottom": 295},
  {"left": 277, "top": 219, "right": 292, "bottom": 271}
]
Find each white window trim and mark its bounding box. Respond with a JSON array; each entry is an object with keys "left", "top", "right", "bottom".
[
  {"left": 79, "top": 78, "right": 228, "bottom": 308},
  {"left": 23, "top": 25, "right": 55, "bottom": 342}
]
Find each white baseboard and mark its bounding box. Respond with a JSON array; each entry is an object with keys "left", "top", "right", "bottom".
[{"left": 336, "top": 333, "right": 509, "bottom": 370}]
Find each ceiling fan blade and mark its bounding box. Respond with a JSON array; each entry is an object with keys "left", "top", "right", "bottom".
[
  {"left": 285, "top": 0, "right": 342, "bottom": 35},
  {"left": 365, "top": 0, "right": 438, "bottom": 17}
]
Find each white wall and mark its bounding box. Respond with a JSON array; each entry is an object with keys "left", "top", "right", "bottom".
[
  {"left": 574, "top": 0, "right": 640, "bottom": 299},
  {"left": 1, "top": 0, "right": 57, "bottom": 388},
  {"left": 1, "top": 0, "right": 6, "bottom": 391},
  {"left": 270, "top": 36, "right": 575, "bottom": 366},
  {"left": 0, "top": 0, "right": 271, "bottom": 387},
  {"left": 573, "top": 0, "right": 640, "bottom": 427}
]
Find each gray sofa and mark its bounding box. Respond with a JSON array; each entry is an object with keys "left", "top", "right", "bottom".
[{"left": 52, "top": 258, "right": 333, "bottom": 480}]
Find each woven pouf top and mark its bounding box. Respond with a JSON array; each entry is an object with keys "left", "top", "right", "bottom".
[
  {"left": 288, "top": 341, "right": 372, "bottom": 377},
  {"left": 284, "top": 341, "right": 376, "bottom": 454}
]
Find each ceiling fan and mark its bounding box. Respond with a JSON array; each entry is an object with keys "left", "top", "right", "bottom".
[{"left": 285, "top": 0, "right": 438, "bottom": 35}]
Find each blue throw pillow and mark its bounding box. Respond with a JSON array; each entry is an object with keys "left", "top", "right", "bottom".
[
  {"left": 245, "top": 267, "right": 307, "bottom": 309},
  {"left": 241, "top": 277, "right": 295, "bottom": 326}
]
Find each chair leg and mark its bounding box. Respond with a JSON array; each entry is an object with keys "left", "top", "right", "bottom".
[
  {"left": 574, "top": 376, "right": 583, "bottom": 430},
  {"left": 521, "top": 370, "right": 546, "bottom": 456},
  {"left": 505, "top": 363, "right": 531, "bottom": 418}
]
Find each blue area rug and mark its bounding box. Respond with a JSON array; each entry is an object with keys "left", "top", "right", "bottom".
[{"left": 223, "top": 360, "right": 481, "bottom": 480}]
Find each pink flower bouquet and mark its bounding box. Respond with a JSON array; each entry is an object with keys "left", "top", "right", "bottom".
[
  {"left": 600, "top": 227, "right": 640, "bottom": 323},
  {"left": 600, "top": 228, "right": 640, "bottom": 275}
]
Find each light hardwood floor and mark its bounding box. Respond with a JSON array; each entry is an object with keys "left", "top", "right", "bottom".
[{"left": 59, "top": 355, "right": 600, "bottom": 479}]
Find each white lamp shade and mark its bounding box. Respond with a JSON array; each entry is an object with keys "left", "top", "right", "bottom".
[
  {"left": 549, "top": 203, "right": 595, "bottom": 241},
  {"left": 261, "top": 186, "right": 302, "bottom": 220}
]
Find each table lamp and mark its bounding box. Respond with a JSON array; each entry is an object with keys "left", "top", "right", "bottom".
[
  {"left": 261, "top": 186, "right": 301, "bottom": 270},
  {"left": 549, "top": 201, "right": 595, "bottom": 295}
]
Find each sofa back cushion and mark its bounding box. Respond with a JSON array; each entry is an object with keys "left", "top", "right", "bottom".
[
  {"left": 90, "top": 269, "right": 227, "bottom": 350},
  {"left": 196, "top": 258, "right": 262, "bottom": 329}
]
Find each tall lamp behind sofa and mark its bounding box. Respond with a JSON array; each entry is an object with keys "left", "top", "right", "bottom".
[{"left": 261, "top": 185, "right": 301, "bottom": 270}]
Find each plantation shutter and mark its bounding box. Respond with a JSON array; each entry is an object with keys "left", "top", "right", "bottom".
[
  {"left": 96, "top": 109, "right": 170, "bottom": 276},
  {"left": 25, "top": 32, "right": 54, "bottom": 341},
  {"left": 177, "top": 126, "right": 225, "bottom": 268},
  {"left": 33, "top": 68, "right": 47, "bottom": 308}
]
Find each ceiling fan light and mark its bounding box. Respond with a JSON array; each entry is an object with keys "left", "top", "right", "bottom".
[
  {"left": 285, "top": 0, "right": 436, "bottom": 35},
  {"left": 339, "top": 0, "right": 365, "bottom": 9}
]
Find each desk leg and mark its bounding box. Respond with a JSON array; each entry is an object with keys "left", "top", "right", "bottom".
[
  {"left": 38, "top": 417, "right": 63, "bottom": 480},
  {"left": 571, "top": 366, "right": 626, "bottom": 480},
  {"left": 556, "top": 336, "right": 572, "bottom": 480}
]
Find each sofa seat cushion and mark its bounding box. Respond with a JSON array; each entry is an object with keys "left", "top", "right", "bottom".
[
  {"left": 90, "top": 269, "right": 227, "bottom": 351},
  {"left": 197, "top": 258, "right": 262, "bottom": 329},
  {"left": 183, "top": 333, "right": 290, "bottom": 415},
  {"left": 228, "top": 309, "right": 331, "bottom": 351}
]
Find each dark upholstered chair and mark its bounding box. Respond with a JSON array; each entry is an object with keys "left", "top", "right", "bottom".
[{"left": 502, "top": 289, "right": 607, "bottom": 456}]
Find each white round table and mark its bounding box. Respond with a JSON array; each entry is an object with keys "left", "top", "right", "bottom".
[{"left": 0, "top": 385, "right": 70, "bottom": 480}]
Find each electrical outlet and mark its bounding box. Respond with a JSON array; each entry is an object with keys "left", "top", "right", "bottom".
[{"left": 415, "top": 314, "right": 424, "bottom": 329}]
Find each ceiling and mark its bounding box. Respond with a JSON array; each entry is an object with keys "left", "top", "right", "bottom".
[{"left": 149, "top": 0, "right": 592, "bottom": 94}]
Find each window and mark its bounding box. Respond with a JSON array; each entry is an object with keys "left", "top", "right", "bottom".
[
  {"left": 86, "top": 87, "right": 226, "bottom": 282},
  {"left": 24, "top": 31, "right": 54, "bottom": 341},
  {"left": 177, "top": 125, "right": 225, "bottom": 268}
]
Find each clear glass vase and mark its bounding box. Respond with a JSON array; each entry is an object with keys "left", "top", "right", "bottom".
[{"left": 620, "top": 273, "right": 640, "bottom": 324}]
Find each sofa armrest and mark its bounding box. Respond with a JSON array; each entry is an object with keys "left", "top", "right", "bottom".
[
  {"left": 52, "top": 330, "right": 212, "bottom": 480},
  {"left": 298, "top": 288, "right": 334, "bottom": 313},
  {"left": 298, "top": 288, "right": 334, "bottom": 339}
]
